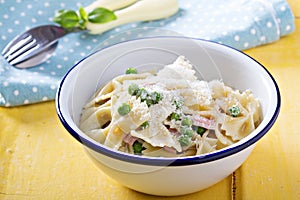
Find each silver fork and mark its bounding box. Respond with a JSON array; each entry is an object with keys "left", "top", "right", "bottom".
[
  {"left": 1, "top": 25, "right": 80, "bottom": 69},
  {"left": 2, "top": 0, "right": 179, "bottom": 69}
]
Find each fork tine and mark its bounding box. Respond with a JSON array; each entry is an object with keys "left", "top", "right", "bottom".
[
  {"left": 2, "top": 35, "right": 35, "bottom": 59},
  {"left": 2, "top": 34, "right": 32, "bottom": 56},
  {"left": 3, "top": 37, "right": 41, "bottom": 64},
  {"left": 9, "top": 44, "right": 41, "bottom": 66},
  {"left": 2, "top": 35, "right": 33, "bottom": 58}
]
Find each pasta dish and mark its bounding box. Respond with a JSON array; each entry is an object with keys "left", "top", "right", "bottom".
[{"left": 79, "top": 56, "right": 262, "bottom": 157}]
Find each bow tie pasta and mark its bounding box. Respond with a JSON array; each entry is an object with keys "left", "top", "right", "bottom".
[{"left": 79, "top": 56, "right": 262, "bottom": 157}]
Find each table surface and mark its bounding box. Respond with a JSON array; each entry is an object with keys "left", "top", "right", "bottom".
[{"left": 1, "top": 1, "right": 299, "bottom": 199}]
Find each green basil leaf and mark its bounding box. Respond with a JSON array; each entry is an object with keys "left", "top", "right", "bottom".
[
  {"left": 88, "top": 7, "right": 117, "bottom": 24},
  {"left": 79, "top": 6, "right": 88, "bottom": 22},
  {"left": 53, "top": 10, "right": 79, "bottom": 29}
]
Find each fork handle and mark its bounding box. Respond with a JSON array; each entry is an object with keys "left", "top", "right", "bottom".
[{"left": 86, "top": 0, "right": 179, "bottom": 34}]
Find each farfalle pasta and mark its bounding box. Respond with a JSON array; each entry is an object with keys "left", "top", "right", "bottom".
[{"left": 79, "top": 56, "right": 262, "bottom": 157}]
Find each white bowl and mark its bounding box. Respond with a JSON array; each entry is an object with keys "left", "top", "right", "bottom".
[{"left": 56, "top": 37, "right": 280, "bottom": 196}]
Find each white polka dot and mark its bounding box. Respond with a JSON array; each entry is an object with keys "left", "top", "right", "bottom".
[
  {"left": 50, "top": 85, "right": 56, "bottom": 90},
  {"left": 7, "top": 29, "right": 13, "bottom": 33},
  {"left": 1, "top": 35, "right": 7, "bottom": 40},
  {"left": 75, "top": 42, "right": 80, "bottom": 46},
  {"left": 38, "top": 10, "right": 43, "bottom": 15},
  {"left": 250, "top": 28, "right": 256, "bottom": 35},
  {"left": 10, "top": 6, "right": 15, "bottom": 11},
  {"left": 57, "top": 65, "right": 62, "bottom": 69},
  {"left": 260, "top": 36, "right": 266, "bottom": 41},
  {"left": 86, "top": 45, "right": 92, "bottom": 50},
  {"left": 286, "top": 25, "right": 291, "bottom": 31},
  {"left": 14, "top": 90, "right": 19, "bottom": 96},
  {"left": 3, "top": 81, "right": 8, "bottom": 87},
  {"left": 131, "top": 24, "right": 137, "bottom": 28},
  {"left": 27, "top": 4, "right": 32, "bottom": 9},
  {"left": 44, "top": 2, "right": 50, "bottom": 7},
  {"left": 267, "top": 22, "right": 272, "bottom": 28},
  {"left": 244, "top": 42, "right": 249, "bottom": 48},
  {"left": 280, "top": 6, "right": 286, "bottom": 12},
  {"left": 76, "top": 2, "right": 82, "bottom": 7},
  {"left": 31, "top": 18, "right": 37, "bottom": 23},
  {"left": 3, "top": 14, "right": 8, "bottom": 19},
  {"left": 20, "top": 12, "right": 26, "bottom": 17},
  {"left": 51, "top": 71, "right": 56, "bottom": 75},
  {"left": 234, "top": 35, "right": 240, "bottom": 41},
  {"left": 63, "top": 57, "right": 68, "bottom": 61},
  {"left": 42, "top": 97, "right": 48, "bottom": 101},
  {"left": 32, "top": 87, "right": 38, "bottom": 93},
  {"left": 24, "top": 100, "right": 29, "bottom": 104},
  {"left": 14, "top": 20, "right": 20, "bottom": 25}
]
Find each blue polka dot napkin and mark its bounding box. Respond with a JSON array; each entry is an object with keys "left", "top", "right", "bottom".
[{"left": 0, "top": 0, "right": 295, "bottom": 107}]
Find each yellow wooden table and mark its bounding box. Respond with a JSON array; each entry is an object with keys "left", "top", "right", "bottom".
[{"left": 1, "top": 2, "right": 299, "bottom": 199}]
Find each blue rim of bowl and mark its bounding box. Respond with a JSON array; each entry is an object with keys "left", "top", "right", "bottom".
[{"left": 56, "top": 36, "right": 281, "bottom": 167}]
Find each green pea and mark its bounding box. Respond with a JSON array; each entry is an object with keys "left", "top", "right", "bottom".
[
  {"left": 128, "top": 83, "right": 139, "bottom": 95},
  {"left": 170, "top": 112, "right": 181, "bottom": 121},
  {"left": 228, "top": 105, "right": 241, "bottom": 117},
  {"left": 181, "top": 117, "right": 193, "bottom": 127},
  {"left": 181, "top": 127, "right": 193, "bottom": 137},
  {"left": 118, "top": 103, "right": 131, "bottom": 116},
  {"left": 196, "top": 126, "right": 207, "bottom": 136},
  {"left": 125, "top": 67, "right": 138, "bottom": 74},
  {"left": 133, "top": 141, "right": 143, "bottom": 154},
  {"left": 178, "top": 135, "right": 191, "bottom": 146}
]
